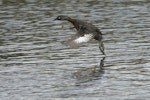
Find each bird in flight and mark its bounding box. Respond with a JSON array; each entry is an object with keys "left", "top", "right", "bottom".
[{"left": 55, "top": 15, "right": 105, "bottom": 55}]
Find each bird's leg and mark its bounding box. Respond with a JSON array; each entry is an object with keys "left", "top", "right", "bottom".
[{"left": 99, "top": 40, "right": 105, "bottom": 55}]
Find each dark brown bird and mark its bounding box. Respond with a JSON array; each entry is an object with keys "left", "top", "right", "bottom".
[{"left": 55, "top": 15, "right": 105, "bottom": 55}]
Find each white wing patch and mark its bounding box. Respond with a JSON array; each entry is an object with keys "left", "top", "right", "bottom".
[
  {"left": 65, "top": 33, "right": 94, "bottom": 48},
  {"left": 74, "top": 34, "right": 93, "bottom": 44}
]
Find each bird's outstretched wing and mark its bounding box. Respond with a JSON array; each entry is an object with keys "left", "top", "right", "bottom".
[{"left": 65, "top": 33, "right": 94, "bottom": 48}]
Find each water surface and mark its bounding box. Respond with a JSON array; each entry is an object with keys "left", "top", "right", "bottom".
[{"left": 0, "top": 0, "right": 150, "bottom": 100}]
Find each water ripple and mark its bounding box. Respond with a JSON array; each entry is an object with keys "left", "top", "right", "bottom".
[{"left": 0, "top": 0, "right": 150, "bottom": 100}]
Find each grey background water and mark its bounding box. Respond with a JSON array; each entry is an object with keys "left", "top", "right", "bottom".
[{"left": 0, "top": 0, "right": 150, "bottom": 100}]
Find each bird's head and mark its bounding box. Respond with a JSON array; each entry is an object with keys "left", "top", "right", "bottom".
[{"left": 55, "top": 15, "right": 70, "bottom": 20}]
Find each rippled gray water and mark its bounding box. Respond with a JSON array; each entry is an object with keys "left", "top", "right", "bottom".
[{"left": 0, "top": 0, "right": 150, "bottom": 100}]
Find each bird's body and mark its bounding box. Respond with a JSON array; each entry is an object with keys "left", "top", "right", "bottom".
[{"left": 55, "top": 15, "right": 105, "bottom": 55}]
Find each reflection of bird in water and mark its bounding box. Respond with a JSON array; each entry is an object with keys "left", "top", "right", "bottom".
[
  {"left": 55, "top": 15, "right": 105, "bottom": 55},
  {"left": 73, "top": 57, "right": 105, "bottom": 84},
  {"left": 99, "top": 57, "right": 105, "bottom": 70}
]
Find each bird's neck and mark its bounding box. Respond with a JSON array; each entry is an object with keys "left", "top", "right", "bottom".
[
  {"left": 66, "top": 18, "right": 79, "bottom": 29},
  {"left": 66, "top": 17, "right": 75, "bottom": 23}
]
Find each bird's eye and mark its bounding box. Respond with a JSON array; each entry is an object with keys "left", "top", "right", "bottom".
[{"left": 58, "top": 16, "right": 61, "bottom": 19}]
